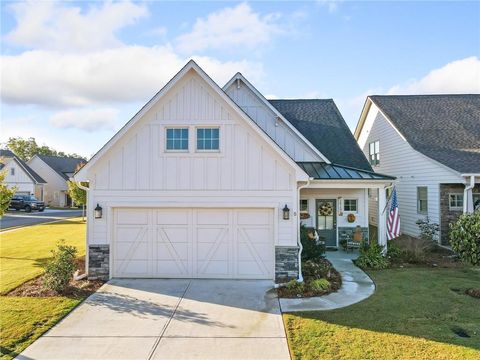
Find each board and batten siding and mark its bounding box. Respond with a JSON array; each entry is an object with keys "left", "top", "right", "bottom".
[
  {"left": 86, "top": 69, "right": 299, "bottom": 248},
  {"left": 360, "top": 103, "right": 462, "bottom": 238},
  {"left": 224, "top": 81, "right": 322, "bottom": 162},
  {"left": 3, "top": 159, "right": 36, "bottom": 194}
]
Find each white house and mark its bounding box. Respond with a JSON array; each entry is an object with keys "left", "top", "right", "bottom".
[
  {"left": 28, "top": 155, "right": 85, "bottom": 207},
  {"left": 355, "top": 95, "right": 480, "bottom": 245},
  {"left": 75, "top": 61, "right": 394, "bottom": 282},
  {"left": 0, "top": 149, "right": 46, "bottom": 199}
]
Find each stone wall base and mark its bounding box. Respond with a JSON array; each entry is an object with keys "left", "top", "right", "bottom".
[
  {"left": 275, "top": 246, "right": 299, "bottom": 283},
  {"left": 88, "top": 245, "right": 109, "bottom": 281}
]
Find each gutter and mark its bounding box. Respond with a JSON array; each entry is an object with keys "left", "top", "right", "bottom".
[{"left": 296, "top": 177, "right": 313, "bottom": 283}]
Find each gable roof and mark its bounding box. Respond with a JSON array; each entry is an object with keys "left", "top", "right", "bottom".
[
  {"left": 75, "top": 60, "right": 309, "bottom": 181},
  {"left": 37, "top": 155, "right": 86, "bottom": 180},
  {"left": 0, "top": 149, "right": 46, "bottom": 184},
  {"left": 368, "top": 95, "right": 480, "bottom": 174},
  {"left": 269, "top": 100, "right": 373, "bottom": 171},
  {"left": 297, "top": 162, "right": 395, "bottom": 180}
]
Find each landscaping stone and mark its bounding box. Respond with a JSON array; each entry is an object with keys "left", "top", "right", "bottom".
[
  {"left": 275, "top": 246, "right": 299, "bottom": 283},
  {"left": 88, "top": 245, "right": 109, "bottom": 280}
]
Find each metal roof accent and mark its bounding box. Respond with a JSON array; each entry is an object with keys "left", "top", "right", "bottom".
[{"left": 297, "top": 162, "right": 395, "bottom": 180}]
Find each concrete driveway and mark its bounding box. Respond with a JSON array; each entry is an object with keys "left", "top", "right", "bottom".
[
  {"left": 18, "top": 279, "right": 290, "bottom": 360},
  {"left": 0, "top": 209, "right": 83, "bottom": 230}
]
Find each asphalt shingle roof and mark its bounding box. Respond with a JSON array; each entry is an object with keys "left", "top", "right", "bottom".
[
  {"left": 269, "top": 99, "right": 373, "bottom": 171},
  {"left": 297, "top": 162, "right": 395, "bottom": 180},
  {"left": 0, "top": 149, "right": 46, "bottom": 184},
  {"left": 370, "top": 95, "right": 480, "bottom": 174},
  {"left": 38, "top": 155, "right": 86, "bottom": 180}
]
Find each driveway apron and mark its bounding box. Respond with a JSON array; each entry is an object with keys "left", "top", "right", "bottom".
[{"left": 18, "top": 279, "right": 290, "bottom": 360}]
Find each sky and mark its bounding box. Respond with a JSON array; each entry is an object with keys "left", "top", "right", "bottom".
[{"left": 1, "top": 0, "right": 479, "bottom": 158}]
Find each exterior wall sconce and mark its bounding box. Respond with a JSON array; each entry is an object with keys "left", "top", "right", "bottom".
[
  {"left": 94, "top": 204, "right": 103, "bottom": 219},
  {"left": 282, "top": 204, "right": 290, "bottom": 220}
]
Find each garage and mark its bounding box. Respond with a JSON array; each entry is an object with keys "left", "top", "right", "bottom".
[{"left": 112, "top": 208, "right": 274, "bottom": 279}]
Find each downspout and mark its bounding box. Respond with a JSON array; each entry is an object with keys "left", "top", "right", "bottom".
[
  {"left": 297, "top": 177, "right": 313, "bottom": 282},
  {"left": 72, "top": 177, "right": 89, "bottom": 277},
  {"left": 463, "top": 175, "right": 475, "bottom": 213}
]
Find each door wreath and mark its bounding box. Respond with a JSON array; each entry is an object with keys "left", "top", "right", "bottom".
[{"left": 318, "top": 202, "right": 334, "bottom": 216}]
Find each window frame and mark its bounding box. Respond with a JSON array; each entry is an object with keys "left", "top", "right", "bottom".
[
  {"left": 417, "top": 186, "right": 428, "bottom": 214},
  {"left": 343, "top": 199, "right": 358, "bottom": 213},
  {"left": 368, "top": 140, "right": 380, "bottom": 166},
  {"left": 165, "top": 127, "right": 189, "bottom": 152},
  {"left": 448, "top": 193, "right": 464, "bottom": 211},
  {"left": 300, "top": 199, "right": 309, "bottom": 213},
  {"left": 196, "top": 126, "right": 220, "bottom": 152},
  {"left": 10, "top": 167, "right": 15, "bottom": 176}
]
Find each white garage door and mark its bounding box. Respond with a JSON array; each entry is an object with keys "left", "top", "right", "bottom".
[{"left": 112, "top": 208, "right": 274, "bottom": 279}]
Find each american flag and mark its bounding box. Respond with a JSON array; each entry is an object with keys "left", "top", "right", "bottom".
[{"left": 387, "top": 187, "right": 401, "bottom": 240}]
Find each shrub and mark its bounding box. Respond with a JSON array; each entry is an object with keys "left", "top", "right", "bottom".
[
  {"left": 355, "top": 241, "right": 389, "bottom": 269},
  {"left": 285, "top": 279, "right": 305, "bottom": 292},
  {"left": 386, "top": 242, "right": 404, "bottom": 262},
  {"left": 302, "top": 259, "right": 332, "bottom": 279},
  {"left": 43, "top": 241, "right": 78, "bottom": 293},
  {"left": 300, "top": 224, "right": 325, "bottom": 261},
  {"left": 449, "top": 211, "right": 480, "bottom": 265},
  {"left": 309, "top": 278, "right": 330, "bottom": 291},
  {"left": 416, "top": 217, "right": 440, "bottom": 242}
]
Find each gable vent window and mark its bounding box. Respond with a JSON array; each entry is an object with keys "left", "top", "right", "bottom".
[
  {"left": 10, "top": 168, "right": 15, "bottom": 176},
  {"left": 417, "top": 186, "right": 428, "bottom": 214},
  {"left": 197, "top": 128, "right": 219, "bottom": 151},
  {"left": 166, "top": 128, "right": 189, "bottom": 151},
  {"left": 369, "top": 140, "right": 380, "bottom": 166}
]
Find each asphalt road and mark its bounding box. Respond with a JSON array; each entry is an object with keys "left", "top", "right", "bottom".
[{"left": 0, "top": 209, "right": 84, "bottom": 230}]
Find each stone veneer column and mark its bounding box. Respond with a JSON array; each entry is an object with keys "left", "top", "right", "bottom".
[
  {"left": 88, "top": 245, "right": 110, "bottom": 280},
  {"left": 275, "top": 246, "right": 299, "bottom": 283}
]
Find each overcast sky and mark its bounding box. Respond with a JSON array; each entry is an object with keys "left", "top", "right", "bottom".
[{"left": 1, "top": 1, "right": 479, "bottom": 158}]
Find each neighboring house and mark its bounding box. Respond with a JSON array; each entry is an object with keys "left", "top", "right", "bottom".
[
  {"left": 0, "top": 149, "right": 46, "bottom": 199},
  {"left": 75, "top": 60, "right": 394, "bottom": 282},
  {"left": 355, "top": 95, "right": 480, "bottom": 245},
  {"left": 28, "top": 155, "right": 86, "bottom": 207}
]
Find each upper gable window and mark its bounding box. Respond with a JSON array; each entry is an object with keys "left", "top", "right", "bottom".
[
  {"left": 166, "top": 128, "right": 189, "bottom": 151},
  {"left": 10, "top": 168, "right": 15, "bottom": 176},
  {"left": 369, "top": 140, "right": 380, "bottom": 166},
  {"left": 197, "top": 128, "right": 219, "bottom": 151}
]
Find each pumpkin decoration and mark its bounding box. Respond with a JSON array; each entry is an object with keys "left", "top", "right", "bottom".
[
  {"left": 318, "top": 202, "right": 334, "bottom": 216},
  {"left": 347, "top": 213, "right": 356, "bottom": 223}
]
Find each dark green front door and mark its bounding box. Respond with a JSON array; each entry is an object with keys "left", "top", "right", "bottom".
[{"left": 316, "top": 199, "right": 337, "bottom": 247}]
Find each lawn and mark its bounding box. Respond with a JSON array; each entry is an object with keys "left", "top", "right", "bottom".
[
  {"left": 284, "top": 267, "right": 480, "bottom": 360},
  {"left": 0, "top": 218, "right": 86, "bottom": 294},
  {"left": 0, "top": 218, "right": 87, "bottom": 359}
]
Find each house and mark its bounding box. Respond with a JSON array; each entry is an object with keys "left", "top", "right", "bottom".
[
  {"left": 0, "top": 149, "right": 46, "bottom": 199},
  {"left": 355, "top": 95, "right": 480, "bottom": 245},
  {"left": 75, "top": 60, "right": 394, "bottom": 282},
  {"left": 28, "top": 155, "right": 86, "bottom": 207}
]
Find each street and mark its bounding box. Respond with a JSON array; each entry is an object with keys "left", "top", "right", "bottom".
[{"left": 0, "top": 209, "right": 84, "bottom": 230}]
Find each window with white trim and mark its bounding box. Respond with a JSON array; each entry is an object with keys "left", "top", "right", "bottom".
[
  {"left": 449, "top": 193, "right": 463, "bottom": 211},
  {"left": 197, "top": 128, "right": 219, "bottom": 151},
  {"left": 417, "top": 186, "right": 428, "bottom": 214},
  {"left": 343, "top": 199, "right": 358, "bottom": 212},
  {"left": 300, "top": 199, "right": 309, "bottom": 212},
  {"left": 166, "top": 128, "right": 188, "bottom": 151},
  {"left": 369, "top": 140, "right": 380, "bottom": 166},
  {"left": 473, "top": 194, "right": 480, "bottom": 211}
]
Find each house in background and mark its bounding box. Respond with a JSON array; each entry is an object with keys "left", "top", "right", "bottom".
[
  {"left": 28, "top": 155, "right": 85, "bottom": 207},
  {"left": 0, "top": 149, "right": 46, "bottom": 199},
  {"left": 355, "top": 95, "right": 480, "bottom": 245},
  {"left": 75, "top": 60, "right": 394, "bottom": 282}
]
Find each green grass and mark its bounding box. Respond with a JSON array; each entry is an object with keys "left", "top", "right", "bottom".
[
  {"left": 0, "top": 297, "right": 82, "bottom": 359},
  {"left": 0, "top": 218, "right": 86, "bottom": 294},
  {"left": 284, "top": 267, "right": 480, "bottom": 360}
]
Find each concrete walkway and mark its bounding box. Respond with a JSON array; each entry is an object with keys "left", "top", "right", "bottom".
[
  {"left": 18, "top": 279, "right": 290, "bottom": 360},
  {"left": 279, "top": 251, "right": 375, "bottom": 312}
]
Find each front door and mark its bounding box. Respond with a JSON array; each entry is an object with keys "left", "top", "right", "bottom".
[{"left": 316, "top": 199, "right": 337, "bottom": 247}]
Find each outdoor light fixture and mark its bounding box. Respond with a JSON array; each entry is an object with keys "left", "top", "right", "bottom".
[
  {"left": 94, "top": 204, "right": 103, "bottom": 219},
  {"left": 282, "top": 204, "right": 290, "bottom": 220}
]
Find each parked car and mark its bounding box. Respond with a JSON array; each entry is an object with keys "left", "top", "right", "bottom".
[{"left": 9, "top": 195, "right": 45, "bottom": 212}]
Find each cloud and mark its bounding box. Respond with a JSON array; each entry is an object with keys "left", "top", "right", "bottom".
[
  {"left": 175, "top": 2, "right": 283, "bottom": 53},
  {"left": 388, "top": 56, "right": 480, "bottom": 94},
  {"left": 49, "top": 108, "right": 119, "bottom": 132},
  {"left": 316, "top": 0, "right": 343, "bottom": 13},
  {"left": 1, "top": 46, "right": 264, "bottom": 107},
  {"left": 4, "top": 0, "right": 148, "bottom": 52}
]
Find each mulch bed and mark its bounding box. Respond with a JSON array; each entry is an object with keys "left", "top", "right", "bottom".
[
  {"left": 6, "top": 258, "right": 104, "bottom": 299},
  {"left": 277, "top": 258, "right": 342, "bottom": 298},
  {"left": 465, "top": 288, "right": 480, "bottom": 299}
]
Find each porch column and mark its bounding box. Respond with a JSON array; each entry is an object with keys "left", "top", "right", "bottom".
[
  {"left": 463, "top": 175, "right": 475, "bottom": 213},
  {"left": 378, "top": 186, "right": 387, "bottom": 250}
]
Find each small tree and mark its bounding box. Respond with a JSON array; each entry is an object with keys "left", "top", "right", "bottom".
[
  {"left": 67, "top": 162, "right": 87, "bottom": 219},
  {"left": 0, "top": 165, "right": 16, "bottom": 217},
  {"left": 450, "top": 211, "right": 480, "bottom": 266},
  {"left": 43, "top": 241, "right": 78, "bottom": 293}
]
